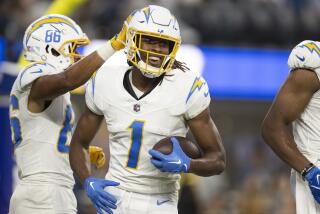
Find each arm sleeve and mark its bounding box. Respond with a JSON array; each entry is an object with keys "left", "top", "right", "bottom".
[
  {"left": 85, "top": 76, "right": 104, "bottom": 115},
  {"left": 288, "top": 40, "right": 320, "bottom": 80},
  {"left": 184, "top": 76, "right": 211, "bottom": 120}
]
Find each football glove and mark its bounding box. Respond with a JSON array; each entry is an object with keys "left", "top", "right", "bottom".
[
  {"left": 110, "top": 14, "right": 133, "bottom": 51},
  {"left": 84, "top": 177, "right": 119, "bottom": 214},
  {"left": 305, "top": 166, "right": 320, "bottom": 204},
  {"left": 149, "top": 137, "right": 191, "bottom": 173},
  {"left": 89, "top": 146, "right": 105, "bottom": 169}
]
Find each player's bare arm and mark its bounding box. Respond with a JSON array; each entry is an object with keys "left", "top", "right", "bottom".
[
  {"left": 28, "top": 52, "right": 105, "bottom": 112},
  {"left": 69, "top": 106, "right": 103, "bottom": 184},
  {"left": 28, "top": 17, "right": 128, "bottom": 113},
  {"left": 70, "top": 107, "right": 119, "bottom": 214},
  {"left": 261, "top": 68, "right": 320, "bottom": 173},
  {"left": 187, "top": 108, "right": 226, "bottom": 176},
  {"left": 30, "top": 51, "right": 104, "bottom": 100}
]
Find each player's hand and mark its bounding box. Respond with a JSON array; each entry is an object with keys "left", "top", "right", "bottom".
[
  {"left": 305, "top": 166, "right": 320, "bottom": 204},
  {"left": 89, "top": 146, "right": 106, "bottom": 169},
  {"left": 84, "top": 177, "right": 120, "bottom": 214},
  {"left": 110, "top": 14, "right": 132, "bottom": 51},
  {"left": 149, "top": 137, "right": 191, "bottom": 173}
]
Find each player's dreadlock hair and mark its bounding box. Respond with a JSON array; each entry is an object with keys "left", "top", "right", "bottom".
[{"left": 171, "top": 60, "right": 190, "bottom": 73}]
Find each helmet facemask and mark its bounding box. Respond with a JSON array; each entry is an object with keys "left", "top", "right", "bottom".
[
  {"left": 127, "top": 28, "right": 180, "bottom": 78},
  {"left": 57, "top": 38, "right": 89, "bottom": 63}
]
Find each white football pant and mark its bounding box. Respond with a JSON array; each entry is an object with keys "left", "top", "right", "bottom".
[
  {"left": 103, "top": 187, "right": 178, "bottom": 214},
  {"left": 291, "top": 170, "right": 320, "bottom": 214},
  {"left": 9, "top": 182, "right": 77, "bottom": 214}
]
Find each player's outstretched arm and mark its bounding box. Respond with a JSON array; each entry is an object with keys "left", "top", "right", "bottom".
[
  {"left": 261, "top": 69, "right": 319, "bottom": 173},
  {"left": 187, "top": 108, "right": 226, "bottom": 176},
  {"left": 29, "top": 41, "right": 116, "bottom": 102},
  {"left": 69, "top": 107, "right": 119, "bottom": 214},
  {"left": 29, "top": 51, "right": 105, "bottom": 101},
  {"left": 29, "top": 17, "right": 129, "bottom": 102}
]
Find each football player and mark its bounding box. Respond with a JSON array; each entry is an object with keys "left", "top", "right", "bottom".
[
  {"left": 262, "top": 40, "right": 320, "bottom": 213},
  {"left": 69, "top": 5, "right": 226, "bottom": 214},
  {"left": 9, "top": 14, "right": 126, "bottom": 213}
]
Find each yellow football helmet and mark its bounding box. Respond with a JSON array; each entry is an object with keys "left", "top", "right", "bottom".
[{"left": 125, "top": 5, "right": 181, "bottom": 78}]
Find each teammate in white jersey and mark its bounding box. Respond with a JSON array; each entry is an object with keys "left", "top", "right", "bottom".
[
  {"left": 69, "top": 5, "right": 226, "bottom": 214},
  {"left": 262, "top": 40, "right": 320, "bottom": 214},
  {"left": 9, "top": 14, "right": 127, "bottom": 213}
]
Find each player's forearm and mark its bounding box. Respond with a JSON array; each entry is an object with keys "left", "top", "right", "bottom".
[
  {"left": 69, "top": 139, "right": 91, "bottom": 185},
  {"left": 30, "top": 41, "right": 116, "bottom": 100},
  {"left": 59, "top": 51, "right": 105, "bottom": 90},
  {"left": 189, "top": 150, "right": 226, "bottom": 176},
  {"left": 262, "top": 117, "right": 310, "bottom": 173},
  {"left": 31, "top": 51, "right": 105, "bottom": 100}
]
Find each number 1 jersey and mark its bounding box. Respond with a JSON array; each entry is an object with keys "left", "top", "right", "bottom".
[{"left": 85, "top": 65, "right": 210, "bottom": 194}]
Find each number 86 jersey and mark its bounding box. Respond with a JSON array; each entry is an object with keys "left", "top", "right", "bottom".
[
  {"left": 9, "top": 62, "right": 75, "bottom": 187},
  {"left": 85, "top": 65, "right": 210, "bottom": 194}
]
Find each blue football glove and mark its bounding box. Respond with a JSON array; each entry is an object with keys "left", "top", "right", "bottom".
[
  {"left": 84, "top": 177, "right": 120, "bottom": 214},
  {"left": 149, "top": 137, "right": 191, "bottom": 173},
  {"left": 305, "top": 166, "right": 320, "bottom": 204}
]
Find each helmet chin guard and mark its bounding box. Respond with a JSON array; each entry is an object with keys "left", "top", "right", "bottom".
[{"left": 137, "top": 60, "right": 164, "bottom": 78}]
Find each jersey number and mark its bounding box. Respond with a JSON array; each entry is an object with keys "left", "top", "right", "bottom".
[
  {"left": 127, "top": 120, "right": 145, "bottom": 169},
  {"left": 57, "top": 105, "right": 74, "bottom": 153},
  {"left": 9, "top": 95, "right": 22, "bottom": 146},
  {"left": 45, "top": 30, "right": 61, "bottom": 43}
]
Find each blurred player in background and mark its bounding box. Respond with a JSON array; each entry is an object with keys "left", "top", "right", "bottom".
[
  {"left": 9, "top": 14, "right": 126, "bottom": 213},
  {"left": 70, "top": 5, "right": 226, "bottom": 214},
  {"left": 262, "top": 40, "right": 320, "bottom": 213}
]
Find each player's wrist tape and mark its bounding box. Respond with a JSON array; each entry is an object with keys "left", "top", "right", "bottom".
[
  {"left": 301, "top": 162, "right": 315, "bottom": 180},
  {"left": 96, "top": 40, "right": 116, "bottom": 61}
]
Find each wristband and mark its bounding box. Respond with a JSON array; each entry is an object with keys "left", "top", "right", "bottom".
[
  {"left": 301, "top": 162, "right": 315, "bottom": 180},
  {"left": 96, "top": 40, "right": 116, "bottom": 61}
]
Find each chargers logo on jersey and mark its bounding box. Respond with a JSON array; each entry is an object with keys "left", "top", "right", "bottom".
[
  {"left": 186, "top": 77, "right": 204, "bottom": 103},
  {"left": 300, "top": 42, "right": 320, "bottom": 57}
]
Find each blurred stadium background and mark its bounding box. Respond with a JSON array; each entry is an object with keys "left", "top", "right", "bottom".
[{"left": 2, "top": 0, "right": 319, "bottom": 213}]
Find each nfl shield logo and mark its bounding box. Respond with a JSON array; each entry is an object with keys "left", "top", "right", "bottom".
[{"left": 133, "top": 104, "right": 140, "bottom": 112}]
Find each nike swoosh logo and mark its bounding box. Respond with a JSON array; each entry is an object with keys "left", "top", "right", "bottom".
[
  {"left": 157, "top": 199, "right": 170, "bottom": 206},
  {"left": 30, "top": 68, "right": 43, "bottom": 74},
  {"left": 89, "top": 182, "right": 95, "bottom": 190},
  {"left": 296, "top": 54, "right": 305, "bottom": 62},
  {"left": 168, "top": 160, "right": 181, "bottom": 165}
]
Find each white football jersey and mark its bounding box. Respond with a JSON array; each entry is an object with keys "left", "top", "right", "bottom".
[
  {"left": 9, "top": 62, "right": 75, "bottom": 187},
  {"left": 288, "top": 40, "right": 320, "bottom": 162},
  {"left": 85, "top": 65, "right": 210, "bottom": 194}
]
